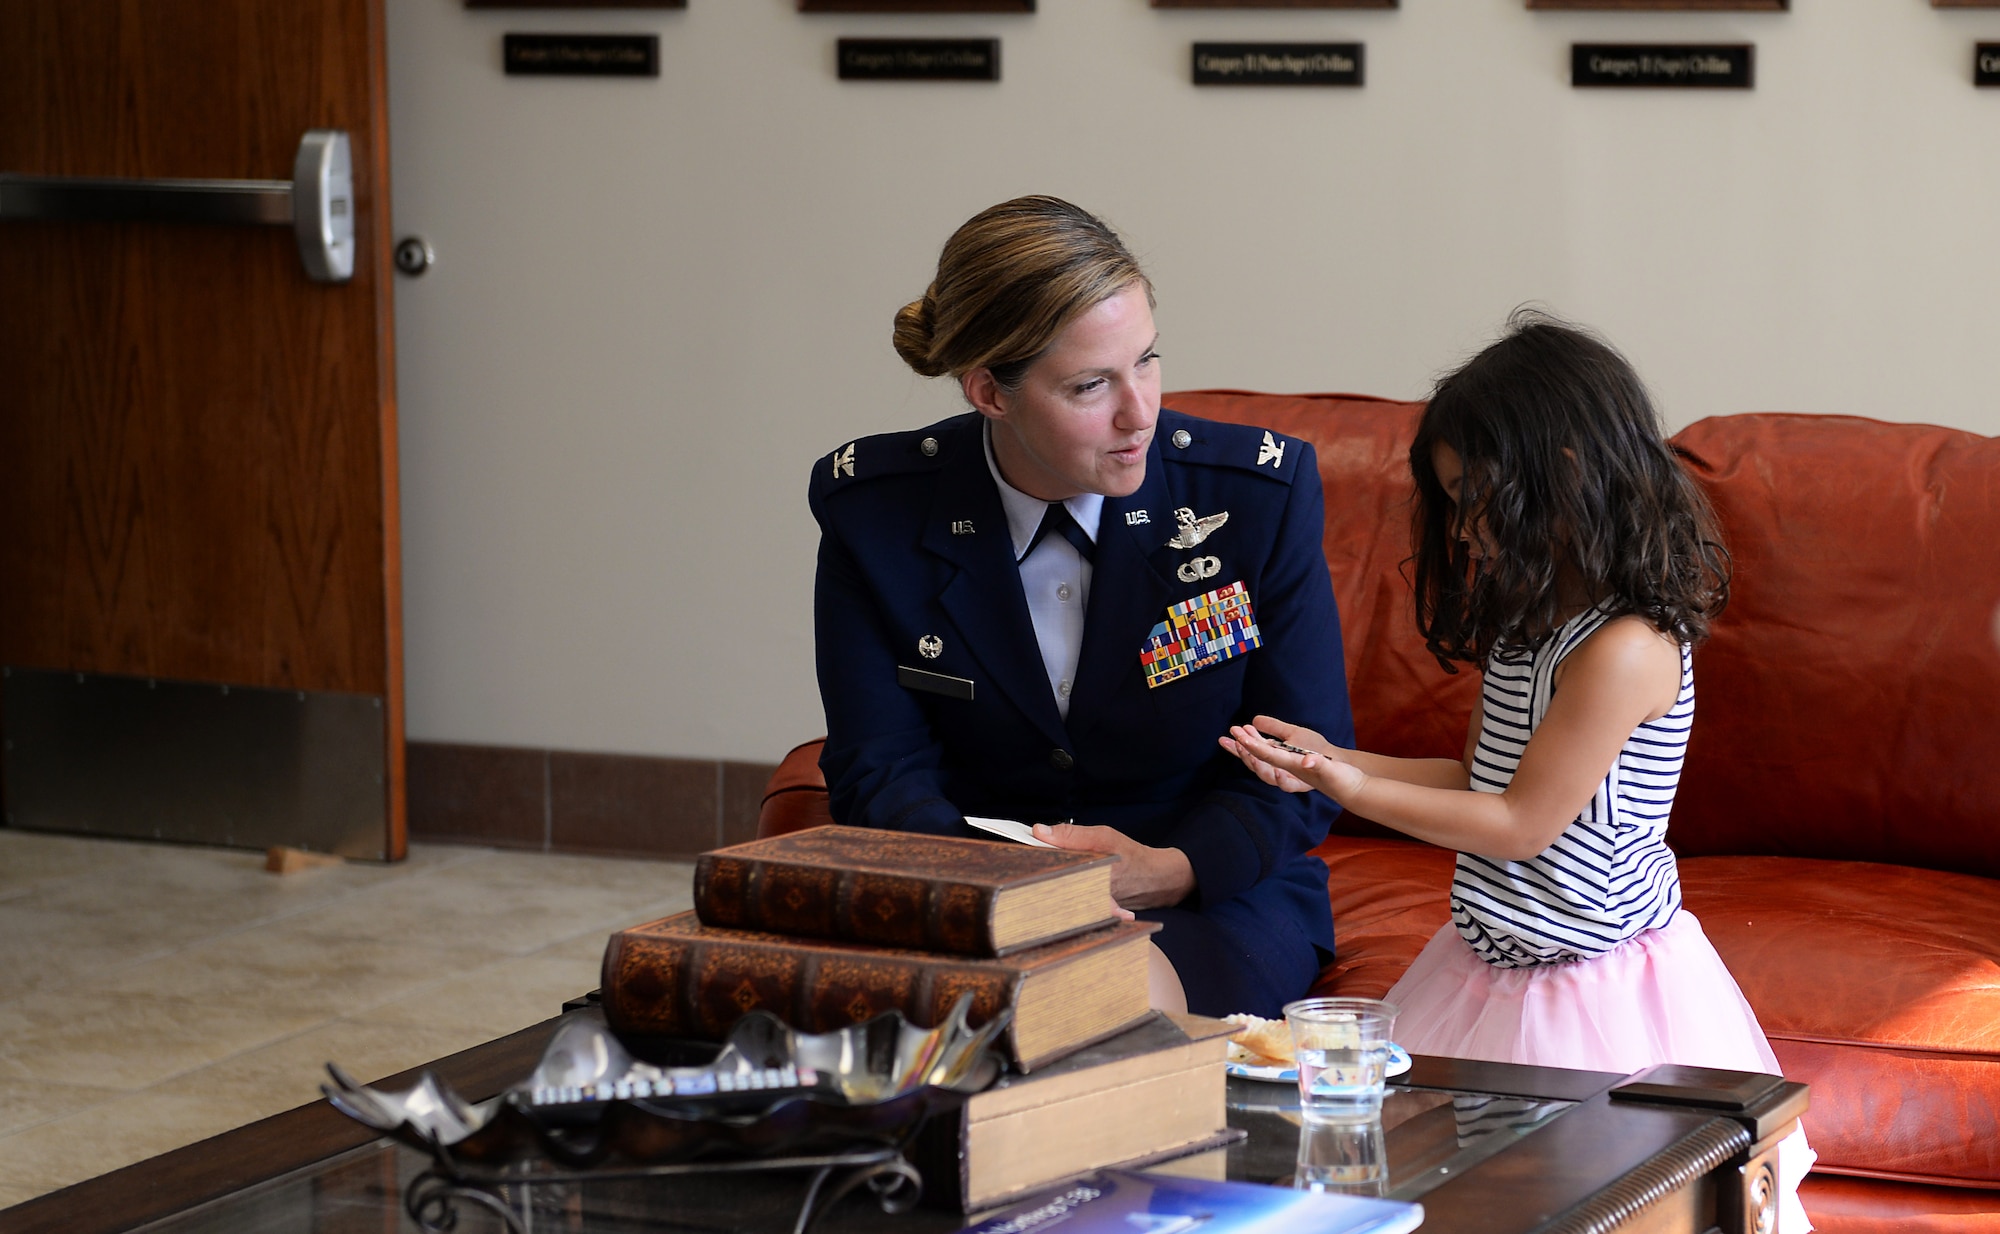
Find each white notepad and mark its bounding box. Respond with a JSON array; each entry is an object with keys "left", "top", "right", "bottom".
[{"left": 963, "top": 816, "right": 1057, "bottom": 848}]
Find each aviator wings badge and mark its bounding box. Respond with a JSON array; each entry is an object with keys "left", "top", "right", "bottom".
[{"left": 1165, "top": 507, "right": 1229, "bottom": 550}]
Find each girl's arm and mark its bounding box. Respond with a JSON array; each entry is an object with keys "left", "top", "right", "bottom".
[
  {"left": 1227, "top": 618, "right": 1682, "bottom": 862},
  {"left": 1221, "top": 715, "right": 1472, "bottom": 790}
]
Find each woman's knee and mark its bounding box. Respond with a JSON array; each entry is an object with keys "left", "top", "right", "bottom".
[{"left": 1147, "top": 941, "right": 1188, "bottom": 1015}]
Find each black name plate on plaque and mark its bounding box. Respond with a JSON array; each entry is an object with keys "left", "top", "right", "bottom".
[
  {"left": 838, "top": 38, "right": 1001, "bottom": 81},
  {"left": 1193, "top": 43, "right": 1364, "bottom": 86},
  {"left": 1979, "top": 44, "right": 2000, "bottom": 87},
  {"left": 504, "top": 33, "right": 659, "bottom": 77},
  {"left": 1573, "top": 44, "right": 1753, "bottom": 89}
]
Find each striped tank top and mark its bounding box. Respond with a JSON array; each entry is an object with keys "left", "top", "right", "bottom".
[{"left": 1450, "top": 604, "right": 1690, "bottom": 968}]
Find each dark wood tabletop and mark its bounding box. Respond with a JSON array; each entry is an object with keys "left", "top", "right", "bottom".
[{"left": 0, "top": 1014, "right": 1804, "bottom": 1234}]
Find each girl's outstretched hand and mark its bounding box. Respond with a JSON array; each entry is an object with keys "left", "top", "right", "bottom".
[
  {"left": 1218, "top": 729, "right": 1314, "bottom": 793},
  {"left": 1220, "top": 719, "right": 1369, "bottom": 804}
]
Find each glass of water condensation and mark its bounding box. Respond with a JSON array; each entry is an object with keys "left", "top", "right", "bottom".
[
  {"left": 1283, "top": 996, "right": 1398, "bottom": 1123},
  {"left": 1295, "top": 1116, "right": 1388, "bottom": 1195}
]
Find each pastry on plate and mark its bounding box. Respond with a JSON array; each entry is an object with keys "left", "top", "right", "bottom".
[{"left": 1223, "top": 1013, "right": 1293, "bottom": 1067}]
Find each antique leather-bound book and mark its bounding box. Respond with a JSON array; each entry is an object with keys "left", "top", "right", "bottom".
[
  {"left": 693, "top": 824, "right": 1118, "bottom": 957},
  {"left": 911, "top": 1011, "right": 1240, "bottom": 1211},
  {"left": 600, "top": 911, "right": 1157, "bottom": 1071}
]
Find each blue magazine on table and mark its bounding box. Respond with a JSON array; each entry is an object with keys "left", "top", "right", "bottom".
[{"left": 965, "top": 1169, "right": 1423, "bottom": 1234}]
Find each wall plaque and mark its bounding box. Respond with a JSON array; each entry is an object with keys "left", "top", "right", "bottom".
[
  {"left": 470, "top": 1, "right": 683, "bottom": 8},
  {"left": 1573, "top": 44, "right": 1753, "bottom": 88},
  {"left": 1156, "top": 1, "right": 1392, "bottom": 8},
  {"left": 1980, "top": 44, "right": 2000, "bottom": 85},
  {"left": 503, "top": 33, "right": 659, "bottom": 76},
  {"left": 1532, "top": 1, "right": 1782, "bottom": 9},
  {"left": 1192, "top": 43, "right": 1364, "bottom": 86},
  {"left": 802, "top": 1, "right": 1030, "bottom": 10},
  {"left": 837, "top": 38, "right": 1001, "bottom": 80}
]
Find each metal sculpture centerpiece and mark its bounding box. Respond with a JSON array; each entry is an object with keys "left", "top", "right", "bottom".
[{"left": 323, "top": 994, "right": 1009, "bottom": 1234}]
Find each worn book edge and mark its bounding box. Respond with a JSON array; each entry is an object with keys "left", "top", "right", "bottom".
[{"left": 956, "top": 1127, "right": 1246, "bottom": 1215}]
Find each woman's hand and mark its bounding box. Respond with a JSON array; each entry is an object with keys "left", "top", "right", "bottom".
[
  {"left": 1030, "top": 823, "right": 1195, "bottom": 911},
  {"left": 1220, "top": 718, "right": 1369, "bottom": 805}
]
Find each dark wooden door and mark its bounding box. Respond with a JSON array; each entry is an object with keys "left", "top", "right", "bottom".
[{"left": 0, "top": 1, "right": 404, "bottom": 859}]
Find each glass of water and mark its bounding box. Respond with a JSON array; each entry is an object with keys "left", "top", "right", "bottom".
[{"left": 1283, "top": 996, "right": 1398, "bottom": 1123}]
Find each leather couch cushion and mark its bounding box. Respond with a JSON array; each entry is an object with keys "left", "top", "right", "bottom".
[
  {"left": 757, "top": 739, "right": 832, "bottom": 838},
  {"left": 1798, "top": 1174, "right": 2000, "bottom": 1234},
  {"left": 1308, "top": 834, "right": 1455, "bottom": 1001},
  {"left": 1681, "top": 855, "right": 2000, "bottom": 1188},
  {"left": 1669, "top": 414, "right": 2000, "bottom": 879},
  {"left": 1312, "top": 837, "right": 2000, "bottom": 1188}
]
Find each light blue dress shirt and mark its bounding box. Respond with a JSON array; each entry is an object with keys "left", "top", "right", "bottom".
[{"left": 983, "top": 423, "right": 1100, "bottom": 720}]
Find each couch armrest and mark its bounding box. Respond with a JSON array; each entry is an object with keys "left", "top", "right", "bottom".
[{"left": 758, "top": 738, "right": 832, "bottom": 839}]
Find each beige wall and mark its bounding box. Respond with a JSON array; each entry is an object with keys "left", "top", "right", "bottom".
[{"left": 385, "top": 0, "right": 2000, "bottom": 763}]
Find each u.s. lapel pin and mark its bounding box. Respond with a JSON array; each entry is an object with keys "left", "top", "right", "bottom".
[
  {"left": 917, "top": 634, "right": 944, "bottom": 659},
  {"left": 1166, "top": 507, "right": 1229, "bottom": 550}
]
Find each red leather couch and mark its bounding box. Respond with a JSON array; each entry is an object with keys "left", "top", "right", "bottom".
[{"left": 761, "top": 392, "right": 2000, "bottom": 1234}]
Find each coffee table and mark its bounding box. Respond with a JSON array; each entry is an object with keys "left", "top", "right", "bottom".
[{"left": 0, "top": 1011, "right": 1804, "bottom": 1234}]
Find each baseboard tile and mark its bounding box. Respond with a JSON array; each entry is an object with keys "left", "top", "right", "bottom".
[{"left": 408, "top": 740, "right": 776, "bottom": 860}]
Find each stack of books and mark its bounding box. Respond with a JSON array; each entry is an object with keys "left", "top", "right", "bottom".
[
  {"left": 600, "top": 825, "right": 1240, "bottom": 1210},
  {"left": 601, "top": 824, "right": 1156, "bottom": 1070}
]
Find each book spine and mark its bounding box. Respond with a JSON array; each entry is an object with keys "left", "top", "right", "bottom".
[
  {"left": 601, "top": 929, "right": 1021, "bottom": 1043},
  {"left": 693, "top": 854, "right": 1000, "bottom": 956}
]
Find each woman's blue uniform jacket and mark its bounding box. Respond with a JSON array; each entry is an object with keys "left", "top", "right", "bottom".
[{"left": 807, "top": 408, "right": 1354, "bottom": 1015}]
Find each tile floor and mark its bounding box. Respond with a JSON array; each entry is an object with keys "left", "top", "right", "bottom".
[{"left": 0, "top": 828, "right": 695, "bottom": 1211}]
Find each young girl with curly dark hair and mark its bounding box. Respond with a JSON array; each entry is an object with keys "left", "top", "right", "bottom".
[{"left": 1223, "top": 312, "right": 1813, "bottom": 1230}]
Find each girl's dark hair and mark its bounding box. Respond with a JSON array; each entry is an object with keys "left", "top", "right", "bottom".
[{"left": 1410, "top": 309, "right": 1729, "bottom": 670}]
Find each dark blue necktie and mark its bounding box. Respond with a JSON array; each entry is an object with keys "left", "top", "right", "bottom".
[{"left": 1020, "top": 502, "right": 1096, "bottom": 564}]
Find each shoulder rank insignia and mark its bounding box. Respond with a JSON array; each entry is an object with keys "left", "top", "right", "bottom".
[
  {"left": 1257, "top": 431, "right": 1286, "bottom": 470},
  {"left": 1166, "top": 507, "right": 1228, "bottom": 550}
]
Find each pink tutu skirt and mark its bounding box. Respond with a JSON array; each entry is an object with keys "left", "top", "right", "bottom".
[{"left": 1385, "top": 910, "right": 1816, "bottom": 1231}]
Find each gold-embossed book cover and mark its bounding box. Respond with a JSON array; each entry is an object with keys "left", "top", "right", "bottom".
[
  {"left": 602, "top": 911, "right": 1157, "bottom": 1070},
  {"left": 694, "top": 824, "right": 1118, "bottom": 956}
]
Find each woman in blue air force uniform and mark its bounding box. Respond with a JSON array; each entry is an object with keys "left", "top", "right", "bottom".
[{"left": 808, "top": 196, "right": 1354, "bottom": 1018}]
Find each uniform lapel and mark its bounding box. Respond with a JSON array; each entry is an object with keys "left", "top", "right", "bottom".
[
  {"left": 920, "top": 431, "right": 1068, "bottom": 745},
  {"left": 1069, "top": 439, "right": 1176, "bottom": 731}
]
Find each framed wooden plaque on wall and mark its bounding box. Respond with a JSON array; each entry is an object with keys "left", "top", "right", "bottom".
[
  {"left": 1529, "top": 0, "right": 1784, "bottom": 9},
  {"left": 800, "top": 1, "right": 1033, "bottom": 11},
  {"left": 467, "top": 1, "right": 686, "bottom": 8},
  {"left": 1153, "top": 1, "right": 1394, "bottom": 9}
]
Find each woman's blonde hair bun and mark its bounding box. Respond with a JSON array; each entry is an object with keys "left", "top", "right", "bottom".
[
  {"left": 891, "top": 196, "right": 1150, "bottom": 388},
  {"left": 892, "top": 291, "right": 947, "bottom": 377}
]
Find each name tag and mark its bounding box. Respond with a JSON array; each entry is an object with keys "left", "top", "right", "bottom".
[{"left": 898, "top": 665, "right": 975, "bottom": 701}]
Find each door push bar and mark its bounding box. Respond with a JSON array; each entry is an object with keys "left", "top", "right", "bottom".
[{"left": 0, "top": 130, "right": 354, "bottom": 283}]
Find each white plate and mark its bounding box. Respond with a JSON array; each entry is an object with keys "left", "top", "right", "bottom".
[{"left": 1225, "top": 1044, "right": 1411, "bottom": 1084}]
